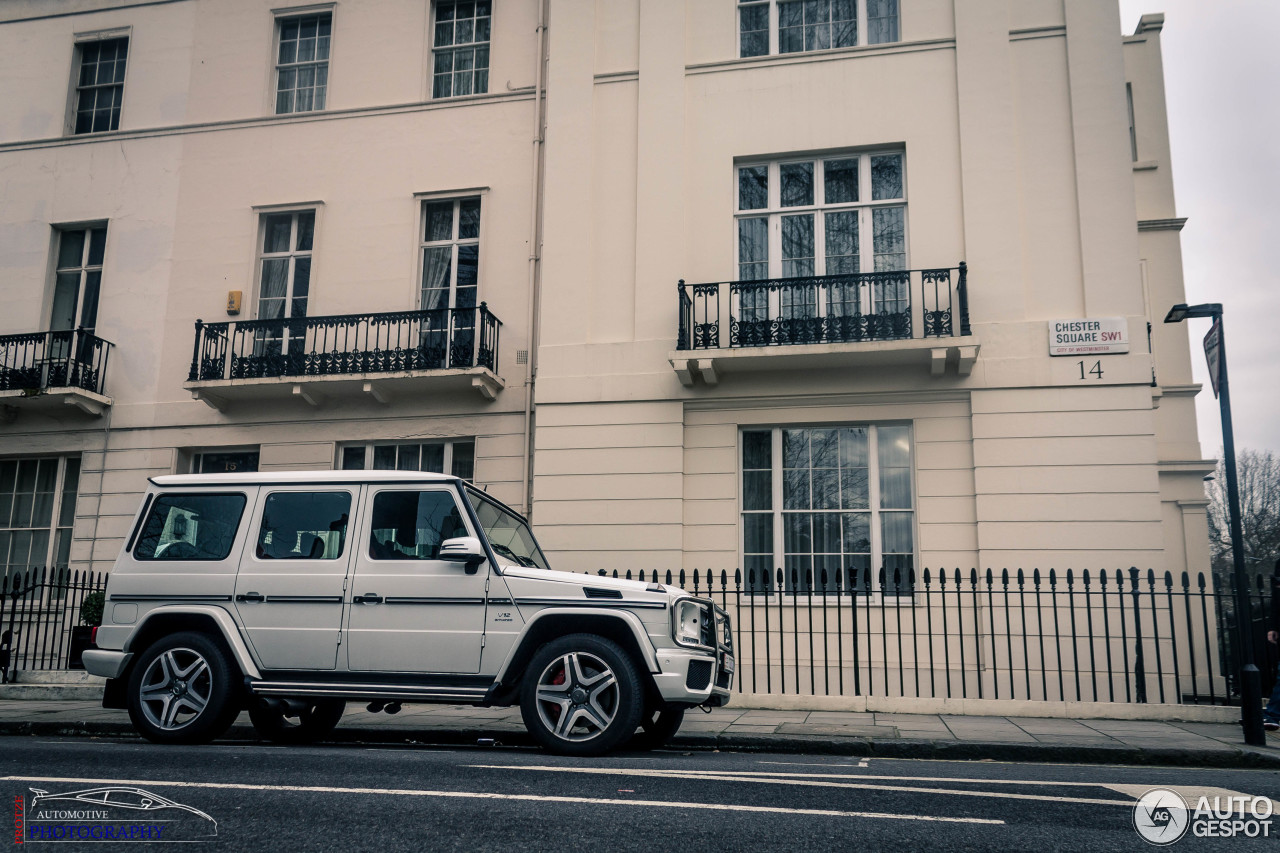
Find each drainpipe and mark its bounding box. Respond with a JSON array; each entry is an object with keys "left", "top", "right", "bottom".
[{"left": 519, "top": 0, "right": 549, "bottom": 517}]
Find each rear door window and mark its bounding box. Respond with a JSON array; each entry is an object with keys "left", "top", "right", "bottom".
[
  {"left": 134, "top": 493, "right": 247, "bottom": 561},
  {"left": 256, "top": 491, "right": 351, "bottom": 560}
]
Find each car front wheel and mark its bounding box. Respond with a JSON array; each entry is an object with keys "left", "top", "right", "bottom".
[
  {"left": 520, "top": 633, "right": 644, "bottom": 756},
  {"left": 126, "top": 632, "right": 239, "bottom": 745}
]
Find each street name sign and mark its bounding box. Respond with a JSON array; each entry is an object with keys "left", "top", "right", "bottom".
[{"left": 1048, "top": 317, "right": 1129, "bottom": 356}]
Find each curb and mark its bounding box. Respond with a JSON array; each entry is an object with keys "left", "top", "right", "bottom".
[{"left": 4, "top": 719, "right": 1278, "bottom": 769}]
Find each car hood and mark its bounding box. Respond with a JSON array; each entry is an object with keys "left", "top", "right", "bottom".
[{"left": 499, "top": 566, "right": 689, "bottom": 598}]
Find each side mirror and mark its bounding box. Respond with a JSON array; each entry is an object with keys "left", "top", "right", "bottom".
[{"left": 439, "top": 536, "right": 487, "bottom": 573}]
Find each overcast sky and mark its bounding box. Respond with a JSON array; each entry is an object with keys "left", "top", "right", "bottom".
[{"left": 1117, "top": 1, "right": 1280, "bottom": 456}]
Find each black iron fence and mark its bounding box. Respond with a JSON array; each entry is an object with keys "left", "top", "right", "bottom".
[
  {"left": 0, "top": 328, "right": 112, "bottom": 396},
  {"left": 1, "top": 568, "right": 108, "bottom": 680},
  {"left": 5, "top": 561, "right": 1274, "bottom": 710},
  {"left": 188, "top": 305, "right": 502, "bottom": 383},
  {"left": 586, "top": 566, "right": 1278, "bottom": 707},
  {"left": 677, "top": 264, "right": 970, "bottom": 351}
]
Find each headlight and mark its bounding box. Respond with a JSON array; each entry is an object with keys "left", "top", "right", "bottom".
[{"left": 673, "top": 600, "right": 706, "bottom": 647}]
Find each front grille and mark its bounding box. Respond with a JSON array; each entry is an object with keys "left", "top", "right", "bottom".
[
  {"left": 699, "top": 604, "right": 715, "bottom": 647},
  {"left": 686, "top": 659, "right": 713, "bottom": 691}
]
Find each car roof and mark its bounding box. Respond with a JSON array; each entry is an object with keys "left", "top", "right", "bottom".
[{"left": 151, "top": 470, "right": 462, "bottom": 487}]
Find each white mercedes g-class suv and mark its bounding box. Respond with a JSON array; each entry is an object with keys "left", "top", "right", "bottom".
[{"left": 83, "top": 471, "right": 733, "bottom": 755}]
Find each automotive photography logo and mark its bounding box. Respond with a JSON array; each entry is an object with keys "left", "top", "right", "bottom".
[
  {"left": 14, "top": 786, "right": 217, "bottom": 843},
  {"left": 1133, "top": 788, "right": 1275, "bottom": 845}
]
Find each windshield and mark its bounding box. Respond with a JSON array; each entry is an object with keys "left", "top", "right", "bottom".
[{"left": 466, "top": 488, "right": 550, "bottom": 570}]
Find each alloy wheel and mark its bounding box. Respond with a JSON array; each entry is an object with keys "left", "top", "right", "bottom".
[
  {"left": 137, "top": 647, "right": 212, "bottom": 731},
  {"left": 534, "top": 651, "right": 619, "bottom": 742}
]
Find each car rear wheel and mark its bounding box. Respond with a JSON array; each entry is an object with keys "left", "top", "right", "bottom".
[
  {"left": 520, "top": 633, "right": 644, "bottom": 757},
  {"left": 127, "top": 632, "right": 239, "bottom": 745},
  {"left": 249, "top": 698, "right": 346, "bottom": 744}
]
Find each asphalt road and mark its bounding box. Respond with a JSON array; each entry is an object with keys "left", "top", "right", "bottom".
[{"left": 4, "top": 735, "right": 1280, "bottom": 851}]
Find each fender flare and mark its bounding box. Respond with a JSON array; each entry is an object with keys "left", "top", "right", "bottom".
[
  {"left": 493, "top": 607, "right": 661, "bottom": 684},
  {"left": 125, "top": 605, "right": 263, "bottom": 679}
]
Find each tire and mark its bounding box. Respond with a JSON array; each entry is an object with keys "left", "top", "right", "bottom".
[
  {"left": 520, "top": 633, "right": 645, "bottom": 757},
  {"left": 126, "top": 632, "right": 240, "bottom": 745},
  {"left": 249, "top": 699, "right": 345, "bottom": 744},
  {"left": 632, "top": 705, "right": 686, "bottom": 750}
]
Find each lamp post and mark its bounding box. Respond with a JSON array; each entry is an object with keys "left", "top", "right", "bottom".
[{"left": 1164, "top": 302, "right": 1266, "bottom": 746}]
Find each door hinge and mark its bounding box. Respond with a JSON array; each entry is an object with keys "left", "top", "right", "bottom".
[
  {"left": 481, "top": 635, "right": 486, "bottom": 648},
  {"left": 337, "top": 631, "right": 342, "bottom": 645}
]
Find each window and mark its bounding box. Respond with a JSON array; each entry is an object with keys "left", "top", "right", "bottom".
[
  {"left": 50, "top": 227, "right": 106, "bottom": 334},
  {"left": 192, "top": 451, "right": 260, "bottom": 474},
  {"left": 256, "top": 210, "right": 315, "bottom": 358},
  {"left": 275, "top": 12, "right": 331, "bottom": 114},
  {"left": 339, "top": 440, "right": 474, "bottom": 481},
  {"left": 737, "top": 154, "right": 905, "bottom": 281},
  {"left": 432, "top": 1, "right": 490, "bottom": 98},
  {"left": 420, "top": 197, "right": 480, "bottom": 314},
  {"left": 134, "top": 493, "right": 247, "bottom": 561},
  {"left": 741, "top": 425, "right": 914, "bottom": 595},
  {"left": 468, "top": 487, "right": 548, "bottom": 569},
  {"left": 739, "top": 0, "right": 897, "bottom": 57},
  {"left": 72, "top": 37, "right": 128, "bottom": 134},
  {"left": 256, "top": 492, "right": 351, "bottom": 560},
  {"left": 368, "top": 490, "right": 469, "bottom": 560},
  {"left": 0, "top": 457, "right": 80, "bottom": 587}
]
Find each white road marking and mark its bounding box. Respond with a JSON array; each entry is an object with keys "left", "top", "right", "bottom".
[
  {"left": 0, "top": 775, "right": 1001, "bottom": 825},
  {"left": 465, "top": 765, "right": 1149, "bottom": 808},
  {"left": 1104, "top": 784, "right": 1280, "bottom": 815},
  {"left": 756, "top": 760, "right": 870, "bottom": 769}
]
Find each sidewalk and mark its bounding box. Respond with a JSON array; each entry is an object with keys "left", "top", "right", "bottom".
[{"left": 2, "top": 699, "right": 1277, "bottom": 768}]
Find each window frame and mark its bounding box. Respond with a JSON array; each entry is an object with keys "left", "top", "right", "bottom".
[
  {"left": 417, "top": 195, "right": 483, "bottom": 313},
  {"left": 738, "top": 424, "right": 917, "bottom": 600},
  {"left": 738, "top": 0, "right": 899, "bottom": 59},
  {"left": 272, "top": 6, "right": 334, "bottom": 115},
  {"left": 68, "top": 31, "right": 130, "bottom": 135},
  {"left": 734, "top": 151, "right": 908, "bottom": 318},
  {"left": 430, "top": 0, "right": 492, "bottom": 99},
  {"left": 0, "top": 456, "right": 81, "bottom": 595},
  {"left": 49, "top": 224, "right": 108, "bottom": 335},
  {"left": 338, "top": 439, "right": 476, "bottom": 481}
]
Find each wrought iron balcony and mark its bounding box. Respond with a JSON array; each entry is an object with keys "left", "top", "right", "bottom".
[
  {"left": 671, "top": 265, "right": 976, "bottom": 385},
  {"left": 185, "top": 305, "right": 503, "bottom": 408},
  {"left": 677, "top": 264, "right": 969, "bottom": 351},
  {"left": 0, "top": 328, "right": 112, "bottom": 416}
]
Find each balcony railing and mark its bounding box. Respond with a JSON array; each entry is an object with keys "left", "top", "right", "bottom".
[
  {"left": 188, "top": 305, "right": 502, "bottom": 383},
  {"left": 677, "top": 264, "right": 969, "bottom": 351},
  {"left": 0, "top": 328, "right": 111, "bottom": 396}
]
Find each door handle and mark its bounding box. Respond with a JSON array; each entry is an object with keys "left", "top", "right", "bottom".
[
  {"left": 352, "top": 593, "right": 383, "bottom": 605},
  {"left": 236, "top": 592, "right": 265, "bottom": 603}
]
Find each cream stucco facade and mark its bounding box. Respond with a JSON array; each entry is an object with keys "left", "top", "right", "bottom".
[{"left": 0, "top": 0, "right": 1214, "bottom": 699}]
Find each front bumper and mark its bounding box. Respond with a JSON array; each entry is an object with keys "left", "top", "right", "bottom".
[{"left": 82, "top": 649, "right": 131, "bottom": 680}]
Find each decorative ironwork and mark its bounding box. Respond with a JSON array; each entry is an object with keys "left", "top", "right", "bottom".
[
  {"left": 675, "top": 265, "right": 969, "bottom": 351},
  {"left": 188, "top": 305, "right": 501, "bottom": 383},
  {"left": 0, "top": 328, "right": 111, "bottom": 396}
]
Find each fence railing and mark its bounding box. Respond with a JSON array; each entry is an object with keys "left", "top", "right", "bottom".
[
  {"left": 584, "top": 566, "right": 1278, "bottom": 707},
  {"left": 1, "top": 568, "right": 108, "bottom": 680},
  {"left": 188, "top": 305, "right": 502, "bottom": 383},
  {"left": 677, "top": 264, "right": 970, "bottom": 351},
  {"left": 0, "top": 328, "right": 112, "bottom": 396}
]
